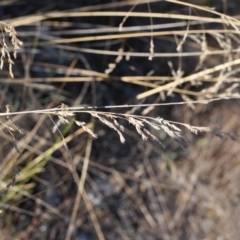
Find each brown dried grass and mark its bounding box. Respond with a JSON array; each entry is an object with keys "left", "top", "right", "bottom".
[{"left": 1, "top": 1, "right": 240, "bottom": 239}]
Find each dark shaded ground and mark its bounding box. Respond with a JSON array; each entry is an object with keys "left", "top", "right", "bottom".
[{"left": 0, "top": 0, "right": 240, "bottom": 240}]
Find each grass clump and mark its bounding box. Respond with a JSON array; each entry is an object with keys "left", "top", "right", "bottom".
[{"left": 1, "top": 1, "right": 240, "bottom": 239}]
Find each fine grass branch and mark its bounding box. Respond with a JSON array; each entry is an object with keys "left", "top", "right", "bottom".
[
  {"left": 0, "top": 98, "right": 237, "bottom": 199},
  {"left": 0, "top": 21, "right": 22, "bottom": 78},
  {"left": 0, "top": 98, "right": 237, "bottom": 148}
]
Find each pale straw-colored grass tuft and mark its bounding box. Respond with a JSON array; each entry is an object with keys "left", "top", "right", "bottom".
[{"left": 0, "top": 22, "right": 22, "bottom": 78}]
